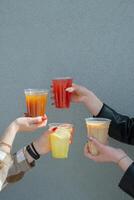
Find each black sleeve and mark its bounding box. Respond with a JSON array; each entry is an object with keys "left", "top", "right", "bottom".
[
  {"left": 119, "top": 163, "right": 134, "bottom": 198},
  {"left": 96, "top": 104, "right": 134, "bottom": 145}
]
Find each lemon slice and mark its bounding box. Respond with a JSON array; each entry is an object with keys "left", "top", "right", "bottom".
[{"left": 54, "top": 127, "right": 71, "bottom": 139}]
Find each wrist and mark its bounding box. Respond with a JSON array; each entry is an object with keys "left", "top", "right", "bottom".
[
  {"left": 83, "top": 91, "right": 103, "bottom": 116},
  {"left": 24, "top": 147, "right": 35, "bottom": 163},
  {"left": 33, "top": 140, "right": 42, "bottom": 155},
  {"left": 118, "top": 156, "right": 133, "bottom": 172},
  {"left": 11, "top": 120, "right": 20, "bottom": 133},
  {"left": 0, "top": 141, "right": 11, "bottom": 153},
  {"left": 82, "top": 91, "right": 92, "bottom": 104},
  {"left": 33, "top": 136, "right": 49, "bottom": 155},
  {"left": 113, "top": 149, "right": 127, "bottom": 163}
]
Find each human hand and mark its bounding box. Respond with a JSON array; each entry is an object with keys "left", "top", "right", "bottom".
[
  {"left": 84, "top": 137, "right": 126, "bottom": 163},
  {"left": 33, "top": 129, "right": 56, "bottom": 155},
  {"left": 66, "top": 83, "right": 91, "bottom": 103},
  {"left": 66, "top": 83, "right": 103, "bottom": 116},
  {"left": 13, "top": 114, "right": 48, "bottom": 132}
]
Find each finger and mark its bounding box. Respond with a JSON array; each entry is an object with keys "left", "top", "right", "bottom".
[
  {"left": 72, "top": 83, "right": 79, "bottom": 90},
  {"left": 50, "top": 89, "right": 54, "bottom": 93},
  {"left": 49, "top": 127, "right": 58, "bottom": 132},
  {"left": 28, "top": 116, "right": 43, "bottom": 124},
  {"left": 84, "top": 144, "right": 97, "bottom": 160},
  {"left": 85, "top": 152, "right": 97, "bottom": 161},
  {"left": 42, "top": 128, "right": 58, "bottom": 135},
  {"left": 42, "top": 114, "right": 48, "bottom": 121},
  {"left": 50, "top": 96, "right": 54, "bottom": 99},
  {"left": 24, "top": 113, "right": 29, "bottom": 117},
  {"left": 89, "top": 137, "right": 103, "bottom": 150},
  {"left": 72, "top": 83, "right": 77, "bottom": 87},
  {"left": 65, "top": 87, "right": 74, "bottom": 92},
  {"left": 34, "top": 115, "right": 48, "bottom": 126},
  {"left": 84, "top": 143, "right": 90, "bottom": 155},
  {"left": 36, "top": 119, "right": 48, "bottom": 128}
]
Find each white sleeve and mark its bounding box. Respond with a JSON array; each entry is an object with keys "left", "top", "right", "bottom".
[{"left": 0, "top": 150, "right": 13, "bottom": 191}]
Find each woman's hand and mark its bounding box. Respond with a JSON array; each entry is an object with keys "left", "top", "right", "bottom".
[
  {"left": 66, "top": 83, "right": 91, "bottom": 103},
  {"left": 66, "top": 83, "right": 103, "bottom": 116},
  {"left": 84, "top": 137, "right": 133, "bottom": 172},
  {"left": 0, "top": 115, "right": 47, "bottom": 153},
  {"left": 33, "top": 129, "right": 52, "bottom": 155},
  {"left": 13, "top": 115, "right": 47, "bottom": 132},
  {"left": 84, "top": 137, "right": 126, "bottom": 163}
]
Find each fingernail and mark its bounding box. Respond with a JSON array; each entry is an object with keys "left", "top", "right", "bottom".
[
  {"left": 52, "top": 127, "right": 58, "bottom": 132},
  {"left": 36, "top": 116, "right": 42, "bottom": 121},
  {"left": 42, "top": 116, "right": 47, "bottom": 121},
  {"left": 66, "top": 87, "right": 74, "bottom": 92},
  {"left": 24, "top": 113, "right": 29, "bottom": 117}
]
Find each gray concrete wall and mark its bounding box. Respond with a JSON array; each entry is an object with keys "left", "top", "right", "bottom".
[{"left": 0, "top": 0, "right": 134, "bottom": 199}]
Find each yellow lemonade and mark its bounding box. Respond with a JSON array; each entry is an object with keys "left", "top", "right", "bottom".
[{"left": 50, "top": 127, "right": 71, "bottom": 159}]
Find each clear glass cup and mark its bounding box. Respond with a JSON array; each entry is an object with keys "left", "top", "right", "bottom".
[
  {"left": 49, "top": 123, "right": 74, "bottom": 159},
  {"left": 85, "top": 118, "right": 111, "bottom": 155},
  {"left": 51, "top": 77, "right": 73, "bottom": 109},
  {"left": 24, "top": 89, "right": 48, "bottom": 117}
]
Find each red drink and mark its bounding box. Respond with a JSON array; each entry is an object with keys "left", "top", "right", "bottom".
[{"left": 52, "top": 77, "right": 73, "bottom": 108}]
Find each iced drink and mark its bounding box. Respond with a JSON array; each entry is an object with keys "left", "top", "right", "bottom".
[
  {"left": 52, "top": 77, "right": 73, "bottom": 108},
  {"left": 85, "top": 118, "right": 111, "bottom": 155},
  {"left": 24, "top": 89, "right": 48, "bottom": 117},
  {"left": 49, "top": 123, "right": 73, "bottom": 158}
]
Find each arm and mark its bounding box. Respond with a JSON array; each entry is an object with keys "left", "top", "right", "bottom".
[
  {"left": 0, "top": 116, "right": 47, "bottom": 191},
  {"left": 0, "top": 116, "right": 47, "bottom": 153},
  {"left": 96, "top": 104, "right": 134, "bottom": 145},
  {"left": 67, "top": 83, "right": 134, "bottom": 144},
  {"left": 2, "top": 129, "right": 51, "bottom": 190},
  {"left": 84, "top": 137, "right": 134, "bottom": 198}
]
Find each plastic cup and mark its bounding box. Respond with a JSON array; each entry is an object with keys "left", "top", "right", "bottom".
[
  {"left": 49, "top": 123, "right": 74, "bottom": 144},
  {"left": 49, "top": 123, "right": 74, "bottom": 159},
  {"left": 85, "top": 118, "right": 111, "bottom": 155},
  {"left": 51, "top": 77, "right": 73, "bottom": 108},
  {"left": 24, "top": 89, "right": 48, "bottom": 117}
]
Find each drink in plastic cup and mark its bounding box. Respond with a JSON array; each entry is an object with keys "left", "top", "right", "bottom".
[
  {"left": 49, "top": 123, "right": 74, "bottom": 144},
  {"left": 24, "top": 89, "right": 48, "bottom": 117},
  {"left": 49, "top": 123, "right": 73, "bottom": 158},
  {"left": 52, "top": 77, "right": 73, "bottom": 108},
  {"left": 85, "top": 118, "right": 111, "bottom": 155}
]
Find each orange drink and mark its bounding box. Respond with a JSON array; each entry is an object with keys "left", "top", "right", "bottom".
[{"left": 24, "top": 89, "right": 48, "bottom": 117}]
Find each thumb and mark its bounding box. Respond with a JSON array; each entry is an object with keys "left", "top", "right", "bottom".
[
  {"left": 43, "top": 127, "right": 58, "bottom": 135},
  {"left": 28, "top": 116, "right": 43, "bottom": 124},
  {"left": 89, "top": 137, "right": 103, "bottom": 150},
  {"left": 66, "top": 87, "right": 74, "bottom": 92},
  {"left": 66, "top": 83, "right": 80, "bottom": 93}
]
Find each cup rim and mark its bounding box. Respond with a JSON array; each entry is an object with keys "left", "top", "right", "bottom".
[
  {"left": 52, "top": 77, "right": 73, "bottom": 80},
  {"left": 48, "top": 123, "right": 73, "bottom": 128},
  {"left": 24, "top": 89, "right": 49, "bottom": 94},
  {"left": 85, "top": 117, "right": 111, "bottom": 123}
]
